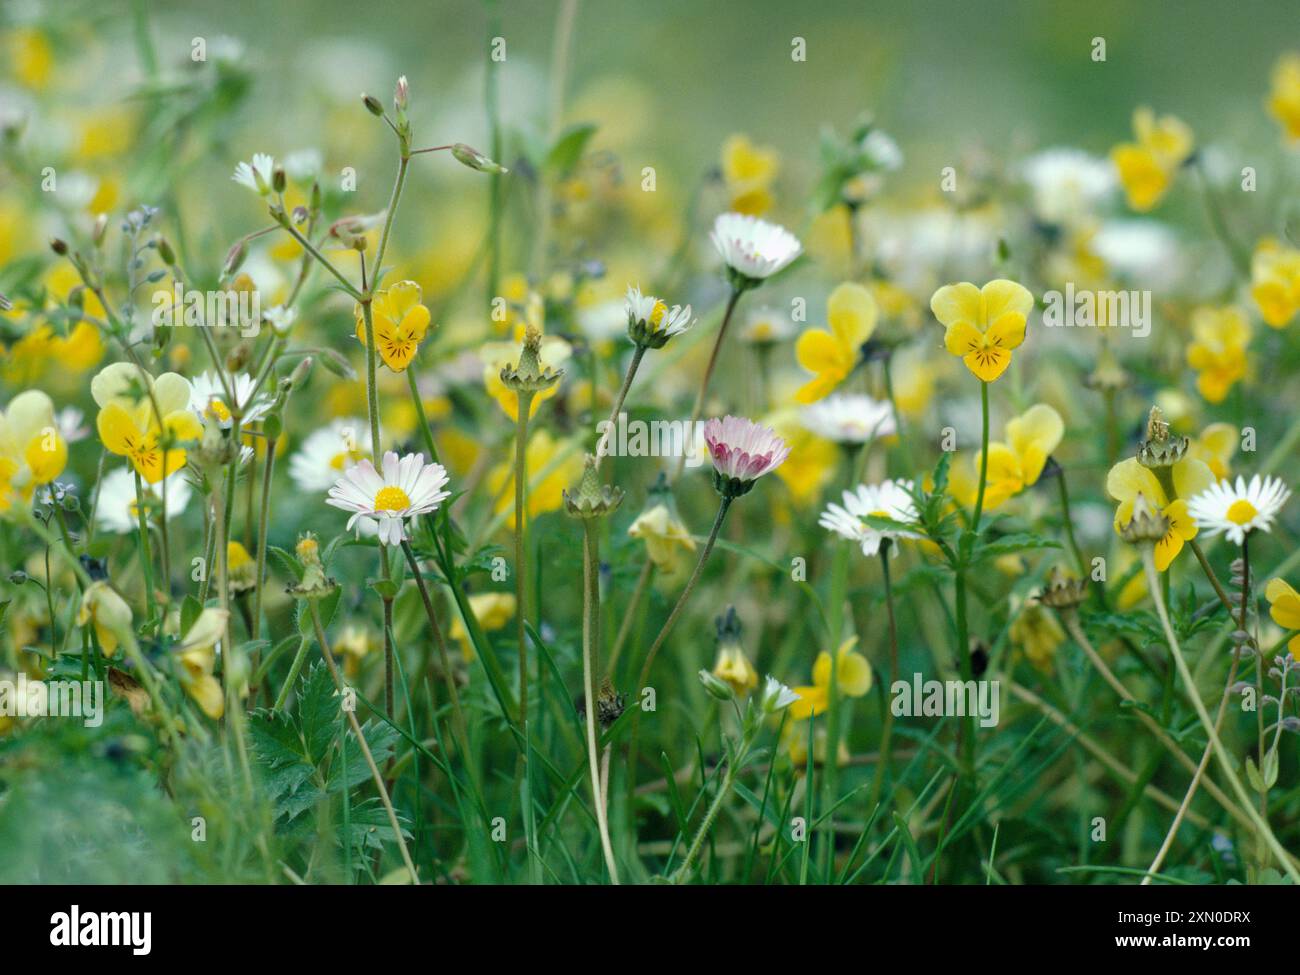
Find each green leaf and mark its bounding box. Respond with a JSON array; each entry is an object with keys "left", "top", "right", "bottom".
[{"left": 545, "top": 122, "right": 597, "bottom": 175}]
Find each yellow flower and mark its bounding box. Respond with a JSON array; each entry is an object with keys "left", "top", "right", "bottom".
[
  {"left": 355, "top": 281, "right": 432, "bottom": 372},
  {"left": 1249, "top": 238, "right": 1300, "bottom": 328},
  {"left": 766, "top": 407, "right": 837, "bottom": 505},
  {"left": 0, "top": 390, "right": 68, "bottom": 508},
  {"left": 1186, "top": 306, "right": 1250, "bottom": 404},
  {"left": 1268, "top": 53, "right": 1300, "bottom": 141},
  {"left": 76, "top": 581, "right": 134, "bottom": 659},
  {"left": 721, "top": 134, "right": 778, "bottom": 216},
  {"left": 9, "top": 28, "right": 53, "bottom": 89},
  {"left": 627, "top": 503, "right": 696, "bottom": 576},
  {"left": 176, "top": 609, "right": 227, "bottom": 719},
  {"left": 227, "top": 541, "right": 257, "bottom": 594},
  {"left": 930, "top": 279, "right": 1033, "bottom": 383},
  {"left": 92, "top": 364, "right": 202, "bottom": 483},
  {"left": 794, "top": 282, "right": 877, "bottom": 402},
  {"left": 1105, "top": 457, "right": 1213, "bottom": 571},
  {"left": 449, "top": 592, "right": 517, "bottom": 662},
  {"left": 712, "top": 645, "right": 759, "bottom": 696},
  {"left": 1010, "top": 602, "right": 1065, "bottom": 672},
  {"left": 1264, "top": 578, "right": 1300, "bottom": 659},
  {"left": 1110, "top": 107, "right": 1193, "bottom": 211},
  {"left": 1188, "top": 422, "right": 1237, "bottom": 480},
  {"left": 789, "top": 636, "right": 873, "bottom": 720},
  {"left": 950, "top": 404, "right": 1064, "bottom": 510},
  {"left": 487, "top": 430, "right": 583, "bottom": 530}
]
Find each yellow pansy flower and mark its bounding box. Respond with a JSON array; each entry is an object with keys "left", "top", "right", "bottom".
[
  {"left": 1268, "top": 53, "right": 1300, "bottom": 141},
  {"left": 1110, "top": 107, "right": 1193, "bottom": 212},
  {"left": 627, "top": 503, "right": 696, "bottom": 576},
  {"left": 766, "top": 407, "right": 837, "bottom": 505},
  {"left": 0, "top": 390, "right": 68, "bottom": 508},
  {"left": 76, "top": 581, "right": 133, "bottom": 659},
  {"left": 92, "top": 363, "right": 202, "bottom": 483},
  {"left": 480, "top": 325, "right": 572, "bottom": 422},
  {"left": 176, "top": 609, "right": 227, "bottom": 719},
  {"left": 712, "top": 645, "right": 759, "bottom": 696},
  {"left": 1249, "top": 238, "right": 1300, "bottom": 328},
  {"left": 1186, "top": 306, "right": 1250, "bottom": 404},
  {"left": 354, "top": 281, "right": 432, "bottom": 372},
  {"left": 486, "top": 429, "right": 583, "bottom": 530},
  {"left": 1105, "top": 457, "right": 1213, "bottom": 571},
  {"left": 789, "top": 636, "right": 873, "bottom": 720},
  {"left": 950, "top": 404, "right": 1064, "bottom": 510},
  {"left": 1188, "top": 422, "right": 1237, "bottom": 480},
  {"left": 1264, "top": 578, "right": 1300, "bottom": 659},
  {"left": 930, "top": 279, "right": 1033, "bottom": 383},
  {"left": 794, "top": 282, "right": 877, "bottom": 403},
  {"left": 721, "top": 133, "right": 778, "bottom": 216},
  {"left": 449, "top": 592, "right": 517, "bottom": 662}
]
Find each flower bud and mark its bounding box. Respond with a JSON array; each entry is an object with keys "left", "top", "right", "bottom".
[
  {"left": 699, "top": 669, "right": 735, "bottom": 702},
  {"left": 362, "top": 93, "right": 384, "bottom": 116},
  {"left": 451, "top": 143, "right": 509, "bottom": 175}
]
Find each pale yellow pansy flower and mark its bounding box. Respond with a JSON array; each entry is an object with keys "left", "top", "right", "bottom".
[
  {"left": 449, "top": 592, "right": 517, "bottom": 662},
  {"left": 1106, "top": 457, "right": 1213, "bottom": 571},
  {"left": 176, "top": 609, "right": 228, "bottom": 720},
  {"left": 721, "top": 134, "right": 779, "bottom": 216},
  {"left": 1187, "top": 423, "right": 1237, "bottom": 480},
  {"left": 486, "top": 429, "right": 583, "bottom": 530},
  {"left": 1186, "top": 306, "right": 1250, "bottom": 404},
  {"left": 354, "top": 280, "right": 432, "bottom": 372},
  {"left": 930, "top": 279, "right": 1033, "bottom": 383},
  {"left": 1249, "top": 238, "right": 1300, "bottom": 328},
  {"left": 76, "top": 581, "right": 134, "bottom": 659},
  {"left": 1268, "top": 53, "right": 1300, "bottom": 142},
  {"left": 1110, "top": 107, "right": 1193, "bottom": 212},
  {"left": 92, "top": 364, "right": 202, "bottom": 483},
  {"left": 789, "top": 636, "right": 873, "bottom": 720},
  {"left": 627, "top": 503, "right": 696, "bottom": 576},
  {"left": 957, "top": 404, "right": 1065, "bottom": 510},
  {"left": 712, "top": 645, "right": 759, "bottom": 696},
  {"left": 794, "top": 282, "right": 877, "bottom": 403},
  {"left": 0, "top": 390, "right": 68, "bottom": 508},
  {"left": 1264, "top": 578, "right": 1300, "bottom": 659}
]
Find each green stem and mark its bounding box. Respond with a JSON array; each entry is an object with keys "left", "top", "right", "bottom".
[
  {"left": 868, "top": 544, "right": 900, "bottom": 810},
  {"left": 581, "top": 521, "right": 620, "bottom": 883},
  {"left": 674, "top": 288, "right": 743, "bottom": 478}
]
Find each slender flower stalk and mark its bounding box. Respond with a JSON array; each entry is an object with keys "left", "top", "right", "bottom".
[
  {"left": 1140, "top": 545, "right": 1300, "bottom": 884},
  {"left": 868, "top": 541, "right": 900, "bottom": 809}
]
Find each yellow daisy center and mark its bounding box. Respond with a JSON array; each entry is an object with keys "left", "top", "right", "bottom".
[
  {"left": 373, "top": 485, "right": 412, "bottom": 512},
  {"left": 207, "top": 398, "right": 231, "bottom": 423},
  {"left": 1225, "top": 499, "right": 1258, "bottom": 526},
  {"left": 869, "top": 508, "right": 890, "bottom": 519},
  {"left": 330, "top": 449, "right": 364, "bottom": 471},
  {"left": 650, "top": 300, "right": 667, "bottom": 329}
]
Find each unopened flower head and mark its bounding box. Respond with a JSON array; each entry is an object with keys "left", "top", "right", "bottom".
[
  {"left": 703, "top": 415, "right": 791, "bottom": 498},
  {"left": 1137, "top": 405, "right": 1188, "bottom": 469},
  {"left": 326, "top": 450, "right": 451, "bottom": 546},
  {"left": 287, "top": 531, "right": 337, "bottom": 599},
  {"left": 624, "top": 285, "right": 693, "bottom": 349},
  {"left": 710, "top": 212, "right": 802, "bottom": 289},
  {"left": 563, "top": 454, "right": 624, "bottom": 520},
  {"left": 1037, "top": 566, "right": 1089, "bottom": 611},
  {"left": 1187, "top": 475, "right": 1291, "bottom": 546},
  {"left": 500, "top": 325, "right": 564, "bottom": 394}
]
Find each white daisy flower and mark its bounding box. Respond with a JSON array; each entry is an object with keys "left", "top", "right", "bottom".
[
  {"left": 326, "top": 451, "right": 451, "bottom": 546},
  {"left": 232, "top": 153, "right": 276, "bottom": 195},
  {"left": 703, "top": 415, "right": 791, "bottom": 483},
  {"left": 710, "top": 212, "right": 802, "bottom": 286},
  {"left": 189, "top": 372, "right": 272, "bottom": 429},
  {"left": 289, "top": 418, "right": 374, "bottom": 492},
  {"left": 95, "top": 467, "right": 192, "bottom": 535},
  {"left": 760, "top": 675, "right": 801, "bottom": 715},
  {"left": 1187, "top": 475, "right": 1291, "bottom": 546},
  {"left": 625, "top": 285, "right": 693, "bottom": 347},
  {"left": 819, "top": 479, "right": 920, "bottom": 556},
  {"left": 1018, "top": 148, "right": 1115, "bottom": 225},
  {"left": 800, "top": 393, "right": 896, "bottom": 444}
]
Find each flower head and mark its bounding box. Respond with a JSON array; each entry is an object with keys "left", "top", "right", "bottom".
[
  {"left": 721, "top": 134, "right": 779, "bottom": 216},
  {"left": 232, "top": 153, "right": 276, "bottom": 195},
  {"left": 176, "top": 608, "right": 228, "bottom": 719},
  {"left": 1264, "top": 577, "right": 1300, "bottom": 659},
  {"left": 703, "top": 415, "right": 790, "bottom": 498},
  {"left": 800, "top": 392, "right": 895, "bottom": 444},
  {"left": 76, "top": 580, "right": 133, "bottom": 658},
  {"left": 94, "top": 467, "right": 191, "bottom": 534},
  {"left": 1106, "top": 455, "right": 1213, "bottom": 569},
  {"left": 1186, "top": 306, "right": 1250, "bottom": 404},
  {"left": 1187, "top": 475, "right": 1291, "bottom": 547},
  {"left": 0, "top": 390, "right": 68, "bottom": 509},
  {"left": 355, "top": 281, "right": 432, "bottom": 373},
  {"left": 710, "top": 212, "right": 801, "bottom": 289},
  {"left": 819, "top": 478, "right": 920, "bottom": 556},
  {"left": 950, "top": 404, "right": 1064, "bottom": 510},
  {"left": 189, "top": 371, "right": 272, "bottom": 429},
  {"left": 91, "top": 364, "right": 202, "bottom": 483},
  {"left": 1268, "top": 53, "right": 1300, "bottom": 142},
  {"left": 760, "top": 675, "right": 801, "bottom": 716},
  {"left": 711, "top": 606, "right": 758, "bottom": 696},
  {"left": 794, "top": 283, "right": 878, "bottom": 402},
  {"left": 789, "top": 636, "right": 872, "bottom": 719},
  {"left": 624, "top": 285, "right": 693, "bottom": 349},
  {"left": 326, "top": 450, "right": 450, "bottom": 546},
  {"left": 1249, "top": 238, "right": 1300, "bottom": 328},
  {"left": 930, "top": 279, "right": 1033, "bottom": 383},
  {"left": 289, "top": 419, "right": 373, "bottom": 492},
  {"left": 1110, "top": 107, "right": 1193, "bottom": 211}
]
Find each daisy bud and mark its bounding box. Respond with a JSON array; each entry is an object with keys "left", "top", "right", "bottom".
[
  {"left": 563, "top": 455, "right": 624, "bottom": 520},
  {"left": 9, "top": 570, "right": 28, "bottom": 585},
  {"left": 1119, "top": 491, "right": 1170, "bottom": 545},
  {"left": 394, "top": 75, "right": 409, "bottom": 112},
  {"left": 451, "top": 143, "right": 509, "bottom": 175},
  {"left": 288, "top": 532, "right": 338, "bottom": 600},
  {"left": 500, "top": 324, "right": 563, "bottom": 393},
  {"left": 290, "top": 356, "right": 314, "bottom": 388},
  {"left": 760, "top": 675, "right": 801, "bottom": 716},
  {"left": 1137, "top": 405, "right": 1188, "bottom": 469},
  {"left": 362, "top": 93, "right": 384, "bottom": 117}
]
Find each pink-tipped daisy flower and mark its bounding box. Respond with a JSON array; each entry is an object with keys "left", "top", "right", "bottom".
[{"left": 703, "top": 415, "right": 791, "bottom": 498}]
